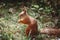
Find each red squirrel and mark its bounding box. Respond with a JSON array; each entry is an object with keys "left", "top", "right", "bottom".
[
  {"left": 18, "top": 9, "right": 60, "bottom": 38},
  {"left": 18, "top": 9, "right": 39, "bottom": 37}
]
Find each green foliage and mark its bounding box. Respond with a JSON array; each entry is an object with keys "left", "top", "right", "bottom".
[{"left": 0, "top": 0, "right": 60, "bottom": 40}]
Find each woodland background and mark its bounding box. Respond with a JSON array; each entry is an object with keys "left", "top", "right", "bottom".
[{"left": 0, "top": 0, "right": 60, "bottom": 40}]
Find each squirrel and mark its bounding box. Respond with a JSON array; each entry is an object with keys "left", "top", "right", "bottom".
[{"left": 18, "top": 9, "right": 39, "bottom": 38}]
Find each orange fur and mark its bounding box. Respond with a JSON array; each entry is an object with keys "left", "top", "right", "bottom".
[{"left": 18, "top": 10, "right": 38, "bottom": 37}]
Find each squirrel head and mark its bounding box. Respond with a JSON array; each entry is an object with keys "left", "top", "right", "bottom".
[{"left": 18, "top": 9, "right": 30, "bottom": 24}]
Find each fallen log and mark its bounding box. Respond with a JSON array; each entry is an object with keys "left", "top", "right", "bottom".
[{"left": 40, "top": 27, "right": 60, "bottom": 37}]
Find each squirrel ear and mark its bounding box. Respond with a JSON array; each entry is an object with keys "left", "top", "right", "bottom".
[
  {"left": 23, "top": 6, "right": 27, "bottom": 14},
  {"left": 23, "top": 9, "right": 26, "bottom": 14},
  {"left": 22, "top": 9, "right": 27, "bottom": 14}
]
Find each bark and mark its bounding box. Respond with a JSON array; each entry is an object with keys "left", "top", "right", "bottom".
[{"left": 40, "top": 27, "right": 60, "bottom": 37}]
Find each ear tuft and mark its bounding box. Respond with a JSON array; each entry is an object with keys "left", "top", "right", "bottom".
[
  {"left": 23, "top": 6, "right": 27, "bottom": 14},
  {"left": 23, "top": 9, "right": 26, "bottom": 14}
]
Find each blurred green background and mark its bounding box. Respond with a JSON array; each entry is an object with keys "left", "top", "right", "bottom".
[{"left": 0, "top": 0, "right": 60, "bottom": 40}]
